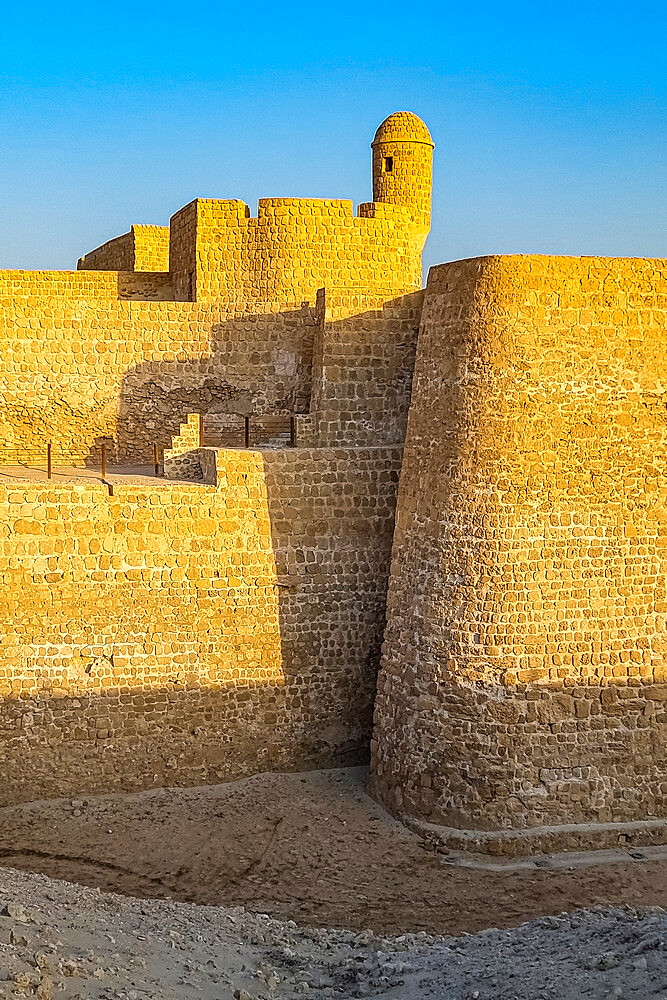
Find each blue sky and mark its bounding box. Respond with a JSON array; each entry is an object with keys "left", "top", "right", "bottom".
[{"left": 0, "top": 0, "right": 664, "bottom": 273}]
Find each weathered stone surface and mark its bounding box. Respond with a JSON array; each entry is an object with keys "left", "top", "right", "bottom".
[
  {"left": 371, "top": 254, "right": 667, "bottom": 840},
  {"left": 1, "top": 112, "right": 665, "bottom": 849}
]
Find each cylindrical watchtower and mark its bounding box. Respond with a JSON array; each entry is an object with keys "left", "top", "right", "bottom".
[{"left": 371, "top": 111, "right": 434, "bottom": 232}]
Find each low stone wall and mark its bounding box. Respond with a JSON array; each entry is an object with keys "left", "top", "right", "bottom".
[
  {"left": 0, "top": 446, "right": 401, "bottom": 805},
  {"left": 78, "top": 225, "right": 169, "bottom": 272}
]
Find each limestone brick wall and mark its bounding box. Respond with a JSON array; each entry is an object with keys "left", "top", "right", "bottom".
[
  {"left": 78, "top": 225, "right": 169, "bottom": 272},
  {"left": 131, "top": 225, "right": 170, "bottom": 271},
  {"left": 371, "top": 255, "right": 667, "bottom": 843},
  {"left": 1, "top": 113, "right": 432, "bottom": 468},
  {"left": 77, "top": 232, "right": 134, "bottom": 271},
  {"left": 0, "top": 269, "right": 316, "bottom": 465},
  {"left": 173, "top": 197, "right": 427, "bottom": 307},
  {"left": 371, "top": 111, "right": 434, "bottom": 235},
  {"left": 169, "top": 201, "right": 198, "bottom": 300},
  {"left": 0, "top": 446, "right": 401, "bottom": 805},
  {"left": 310, "top": 287, "right": 423, "bottom": 447},
  {"left": 0, "top": 200, "right": 427, "bottom": 467}
]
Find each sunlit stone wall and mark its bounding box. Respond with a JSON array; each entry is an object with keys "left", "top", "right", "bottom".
[
  {"left": 0, "top": 446, "right": 401, "bottom": 805},
  {"left": 371, "top": 255, "right": 667, "bottom": 847}
]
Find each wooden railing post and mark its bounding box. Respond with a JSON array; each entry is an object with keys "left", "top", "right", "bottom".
[
  {"left": 101, "top": 443, "right": 107, "bottom": 480},
  {"left": 290, "top": 415, "right": 296, "bottom": 447},
  {"left": 153, "top": 442, "right": 160, "bottom": 477},
  {"left": 244, "top": 415, "right": 250, "bottom": 448},
  {"left": 198, "top": 413, "right": 204, "bottom": 447},
  {"left": 47, "top": 441, "right": 52, "bottom": 480}
]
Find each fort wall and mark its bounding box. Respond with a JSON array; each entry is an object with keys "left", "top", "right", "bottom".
[
  {"left": 309, "top": 287, "right": 424, "bottom": 447},
  {"left": 370, "top": 255, "right": 667, "bottom": 850},
  {"left": 0, "top": 446, "right": 401, "bottom": 805},
  {"left": 78, "top": 225, "right": 170, "bottom": 272},
  {"left": 0, "top": 269, "right": 317, "bottom": 465},
  {"left": 169, "top": 196, "right": 427, "bottom": 305},
  {"left": 1, "top": 113, "right": 433, "bottom": 467},
  {"left": 3, "top": 110, "right": 664, "bottom": 845},
  {"left": 0, "top": 272, "right": 422, "bottom": 466}
]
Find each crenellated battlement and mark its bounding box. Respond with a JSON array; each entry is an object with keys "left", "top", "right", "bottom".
[{"left": 79, "top": 113, "right": 434, "bottom": 309}]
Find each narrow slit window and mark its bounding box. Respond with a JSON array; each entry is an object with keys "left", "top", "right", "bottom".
[{"left": 382, "top": 156, "right": 393, "bottom": 174}]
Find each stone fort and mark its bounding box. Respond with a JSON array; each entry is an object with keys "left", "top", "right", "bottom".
[{"left": 0, "top": 112, "right": 665, "bottom": 853}]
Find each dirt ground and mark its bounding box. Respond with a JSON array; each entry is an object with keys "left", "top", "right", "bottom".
[
  {"left": 1, "top": 767, "right": 665, "bottom": 938},
  {"left": 1, "top": 868, "right": 665, "bottom": 999},
  {"left": 0, "top": 464, "right": 166, "bottom": 485}
]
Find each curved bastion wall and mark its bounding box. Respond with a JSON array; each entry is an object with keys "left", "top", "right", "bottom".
[{"left": 370, "top": 254, "right": 667, "bottom": 850}]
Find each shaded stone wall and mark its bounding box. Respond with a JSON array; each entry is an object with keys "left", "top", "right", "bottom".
[
  {"left": 0, "top": 446, "right": 401, "bottom": 805},
  {"left": 1, "top": 113, "right": 433, "bottom": 468},
  {"left": 371, "top": 255, "right": 667, "bottom": 843},
  {"left": 310, "top": 288, "right": 424, "bottom": 447},
  {"left": 0, "top": 206, "right": 425, "bottom": 465},
  {"left": 0, "top": 275, "right": 423, "bottom": 466},
  {"left": 0, "top": 269, "right": 316, "bottom": 465}
]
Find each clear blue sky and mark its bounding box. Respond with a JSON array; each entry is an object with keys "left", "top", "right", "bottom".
[{"left": 0, "top": 0, "right": 664, "bottom": 274}]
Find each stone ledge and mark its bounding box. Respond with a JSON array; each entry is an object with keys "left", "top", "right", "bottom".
[{"left": 402, "top": 814, "right": 667, "bottom": 858}]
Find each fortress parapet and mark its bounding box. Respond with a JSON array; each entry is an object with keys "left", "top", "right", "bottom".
[
  {"left": 78, "top": 113, "right": 434, "bottom": 309},
  {"left": 78, "top": 224, "right": 169, "bottom": 272}
]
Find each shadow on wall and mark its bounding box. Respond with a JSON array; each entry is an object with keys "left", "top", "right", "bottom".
[
  {"left": 1, "top": 290, "right": 422, "bottom": 469},
  {"left": 76, "top": 304, "right": 316, "bottom": 467},
  {"left": 82, "top": 291, "right": 422, "bottom": 465},
  {"left": 0, "top": 290, "right": 419, "bottom": 804},
  {"left": 0, "top": 303, "right": 314, "bottom": 470},
  {"left": 0, "top": 445, "right": 401, "bottom": 806}
]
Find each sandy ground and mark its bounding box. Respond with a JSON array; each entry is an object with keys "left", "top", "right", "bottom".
[{"left": 0, "top": 767, "right": 665, "bottom": 938}]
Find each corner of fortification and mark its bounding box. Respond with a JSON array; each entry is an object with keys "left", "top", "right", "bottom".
[{"left": 4, "top": 111, "right": 664, "bottom": 858}]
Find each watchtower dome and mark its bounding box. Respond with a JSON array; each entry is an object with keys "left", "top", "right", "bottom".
[{"left": 372, "top": 111, "right": 434, "bottom": 232}]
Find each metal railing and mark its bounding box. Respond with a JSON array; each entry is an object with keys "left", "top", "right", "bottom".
[
  {"left": 40, "top": 440, "right": 163, "bottom": 480},
  {"left": 25, "top": 413, "right": 300, "bottom": 480},
  {"left": 197, "top": 413, "right": 297, "bottom": 450}
]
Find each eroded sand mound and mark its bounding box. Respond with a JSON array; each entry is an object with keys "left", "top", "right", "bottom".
[{"left": 1, "top": 768, "right": 666, "bottom": 937}]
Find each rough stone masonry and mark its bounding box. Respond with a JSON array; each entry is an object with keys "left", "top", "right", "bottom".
[{"left": 0, "top": 112, "right": 664, "bottom": 852}]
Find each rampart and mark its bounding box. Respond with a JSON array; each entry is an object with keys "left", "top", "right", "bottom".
[
  {"left": 2, "top": 112, "right": 665, "bottom": 850},
  {"left": 371, "top": 255, "right": 667, "bottom": 852},
  {"left": 77, "top": 225, "right": 170, "bottom": 272},
  {"left": 0, "top": 269, "right": 317, "bottom": 465},
  {"left": 167, "top": 196, "right": 428, "bottom": 305},
  {"left": 0, "top": 446, "right": 400, "bottom": 805},
  {"left": 0, "top": 119, "right": 430, "bottom": 468}
]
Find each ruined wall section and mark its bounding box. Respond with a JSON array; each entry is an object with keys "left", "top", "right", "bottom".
[
  {"left": 371, "top": 255, "right": 667, "bottom": 845},
  {"left": 78, "top": 225, "right": 169, "bottom": 272},
  {"left": 0, "top": 269, "right": 316, "bottom": 465},
  {"left": 0, "top": 446, "right": 401, "bottom": 805}
]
